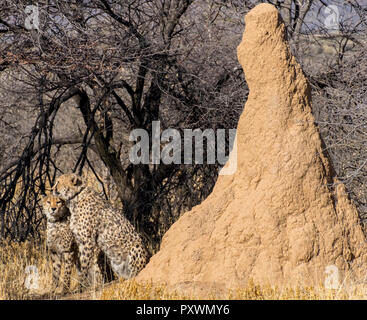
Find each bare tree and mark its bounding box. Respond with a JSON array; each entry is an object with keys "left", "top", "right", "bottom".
[{"left": 0, "top": 0, "right": 246, "bottom": 248}]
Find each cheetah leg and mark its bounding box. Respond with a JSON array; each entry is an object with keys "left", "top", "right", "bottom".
[
  {"left": 88, "top": 247, "right": 104, "bottom": 289},
  {"left": 126, "top": 249, "right": 145, "bottom": 279},
  {"left": 51, "top": 250, "right": 61, "bottom": 291},
  {"left": 124, "top": 245, "right": 148, "bottom": 279},
  {"left": 74, "top": 248, "right": 82, "bottom": 277},
  {"left": 97, "top": 250, "right": 115, "bottom": 283},
  {"left": 77, "top": 241, "right": 95, "bottom": 292},
  {"left": 62, "top": 251, "right": 73, "bottom": 293}
]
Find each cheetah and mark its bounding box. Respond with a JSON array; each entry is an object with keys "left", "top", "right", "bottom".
[
  {"left": 41, "top": 194, "right": 110, "bottom": 292},
  {"left": 41, "top": 194, "right": 79, "bottom": 292},
  {"left": 52, "top": 173, "right": 149, "bottom": 290}
]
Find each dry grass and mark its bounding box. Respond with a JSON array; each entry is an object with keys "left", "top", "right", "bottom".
[
  {"left": 0, "top": 238, "right": 366, "bottom": 300},
  {"left": 0, "top": 237, "right": 47, "bottom": 299},
  {"left": 100, "top": 279, "right": 367, "bottom": 300},
  {"left": 0, "top": 236, "right": 83, "bottom": 300},
  {"left": 101, "top": 280, "right": 195, "bottom": 300}
]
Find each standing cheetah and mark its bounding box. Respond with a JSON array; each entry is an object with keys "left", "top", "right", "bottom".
[
  {"left": 41, "top": 194, "right": 79, "bottom": 292},
  {"left": 52, "top": 173, "right": 149, "bottom": 290}
]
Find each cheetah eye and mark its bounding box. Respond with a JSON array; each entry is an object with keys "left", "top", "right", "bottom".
[
  {"left": 56, "top": 201, "right": 61, "bottom": 204},
  {"left": 47, "top": 201, "right": 51, "bottom": 204}
]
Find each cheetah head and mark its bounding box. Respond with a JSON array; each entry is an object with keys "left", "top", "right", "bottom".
[
  {"left": 41, "top": 194, "right": 69, "bottom": 222},
  {"left": 52, "top": 173, "right": 85, "bottom": 201}
]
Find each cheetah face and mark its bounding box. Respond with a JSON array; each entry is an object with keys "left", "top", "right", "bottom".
[
  {"left": 41, "top": 195, "right": 69, "bottom": 222},
  {"left": 52, "top": 173, "right": 84, "bottom": 201}
]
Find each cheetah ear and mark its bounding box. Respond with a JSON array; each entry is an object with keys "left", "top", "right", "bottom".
[{"left": 71, "top": 174, "right": 83, "bottom": 186}]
